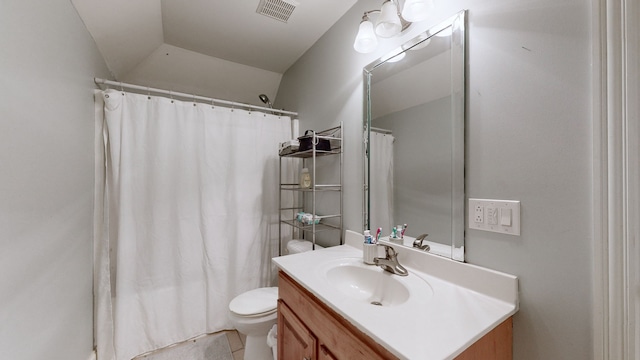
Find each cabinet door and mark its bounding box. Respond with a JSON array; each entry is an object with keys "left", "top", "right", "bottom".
[
  {"left": 318, "top": 344, "right": 337, "bottom": 360},
  {"left": 279, "top": 271, "right": 398, "bottom": 360},
  {"left": 278, "top": 300, "right": 317, "bottom": 360}
]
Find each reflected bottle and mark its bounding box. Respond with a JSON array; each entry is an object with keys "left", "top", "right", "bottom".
[{"left": 300, "top": 168, "right": 311, "bottom": 188}]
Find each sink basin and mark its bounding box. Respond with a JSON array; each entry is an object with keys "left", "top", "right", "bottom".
[
  {"left": 319, "top": 258, "right": 433, "bottom": 307},
  {"left": 327, "top": 264, "right": 410, "bottom": 306}
]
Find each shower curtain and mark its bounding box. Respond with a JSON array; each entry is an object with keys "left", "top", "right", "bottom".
[
  {"left": 369, "top": 131, "right": 395, "bottom": 234},
  {"left": 94, "top": 89, "right": 292, "bottom": 360}
]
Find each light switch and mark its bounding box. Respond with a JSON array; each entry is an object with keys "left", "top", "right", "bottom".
[
  {"left": 487, "top": 207, "right": 498, "bottom": 225},
  {"left": 468, "top": 198, "right": 520, "bottom": 236},
  {"left": 500, "top": 208, "right": 512, "bottom": 226}
]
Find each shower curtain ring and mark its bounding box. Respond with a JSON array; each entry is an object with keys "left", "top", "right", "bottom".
[
  {"left": 147, "top": 87, "right": 151, "bottom": 100},
  {"left": 211, "top": 99, "right": 215, "bottom": 109}
]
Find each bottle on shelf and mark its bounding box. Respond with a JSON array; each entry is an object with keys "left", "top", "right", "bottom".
[{"left": 300, "top": 168, "right": 311, "bottom": 188}]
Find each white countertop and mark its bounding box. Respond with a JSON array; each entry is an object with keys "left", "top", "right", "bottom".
[{"left": 273, "top": 230, "right": 518, "bottom": 360}]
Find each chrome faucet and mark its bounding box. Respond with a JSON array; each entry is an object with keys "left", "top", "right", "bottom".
[
  {"left": 413, "top": 233, "right": 430, "bottom": 251},
  {"left": 374, "top": 244, "right": 408, "bottom": 276}
]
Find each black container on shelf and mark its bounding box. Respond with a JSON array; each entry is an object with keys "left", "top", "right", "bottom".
[{"left": 298, "top": 130, "right": 331, "bottom": 152}]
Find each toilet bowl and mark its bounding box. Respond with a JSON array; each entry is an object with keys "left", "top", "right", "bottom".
[
  {"left": 228, "top": 239, "right": 319, "bottom": 360},
  {"left": 285, "top": 239, "right": 323, "bottom": 254},
  {"left": 229, "top": 287, "right": 278, "bottom": 360}
]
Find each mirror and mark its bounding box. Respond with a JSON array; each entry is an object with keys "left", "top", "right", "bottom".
[{"left": 363, "top": 10, "right": 466, "bottom": 261}]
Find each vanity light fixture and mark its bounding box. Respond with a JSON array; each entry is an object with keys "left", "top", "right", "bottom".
[
  {"left": 353, "top": 0, "right": 433, "bottom": 53},
  {"left": 401, "top": 0, "right": 433, "bottom": 22},
  {"left": 375, "top": 1, "right": 402, "bottom": 38},
  {"left": 353, "top": 14, "right": 379, "bottom": 53}
]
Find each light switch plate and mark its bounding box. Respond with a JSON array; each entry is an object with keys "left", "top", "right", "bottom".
[{"left": 468, "top": 199, "right": 521, "bottom": 236}]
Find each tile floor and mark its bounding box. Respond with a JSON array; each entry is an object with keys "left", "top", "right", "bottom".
[{"left": 224, "top": 330, "right": 246, "bottom": 360}]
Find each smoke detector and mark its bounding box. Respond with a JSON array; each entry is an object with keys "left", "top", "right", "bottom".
[{"left": 256, "top": 0, "right": 299, "bottom": 23}]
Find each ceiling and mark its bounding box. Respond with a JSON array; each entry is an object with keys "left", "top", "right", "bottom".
[{"left": 72, "top": 0, "right": 358, "bottom": 78}]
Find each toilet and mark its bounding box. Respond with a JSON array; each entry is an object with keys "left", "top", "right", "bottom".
[
  {"left": 228, "top": 239, "right": 322, "bottom": 360},
  {"left": 228, "top": 287, "right": 279, "bottom": 360},
  {"left": 285, "top": 239, "right": 324, "bottom": 254}
]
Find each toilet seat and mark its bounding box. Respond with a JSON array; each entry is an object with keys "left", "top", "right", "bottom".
[
  {"left": 229, "top": 287, "right": 278, "bottom": 317},
  {"left": 232, "top": 307, "right": 277, "bottom": 318}
]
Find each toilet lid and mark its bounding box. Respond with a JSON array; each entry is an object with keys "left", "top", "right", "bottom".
[{"left": 229, "top": 287, "right": 278, "bottom": 316}]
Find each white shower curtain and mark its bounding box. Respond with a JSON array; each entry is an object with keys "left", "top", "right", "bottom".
[
  {"left": 369, "top": 131, "right": 394, "bottom": 234},
  {"left": 94, "top": 89, "right": 291, "bottom": 360}
]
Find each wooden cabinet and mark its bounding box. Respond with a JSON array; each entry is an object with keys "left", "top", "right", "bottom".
[
  {"left": 277, "top": 271, "right": 513, "bottom": 360},
  {"left": 278, "top": 271, "right": 397, "bottom": 360},
  {"left": 278, "top": 300, "right": 316, "bottom": 360},
  {"left": 454, "top": 317, "right": 513, "bottom": 360},
  {"left": 317, "top": 345, "right": 338, "bottom": 360}
]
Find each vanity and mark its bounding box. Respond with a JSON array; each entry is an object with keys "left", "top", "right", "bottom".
[
  {"left": 278, "top": 271, "right": 397, "bottom": 359},
  {"left": 273, "top": 231, "right": 518, "bottom": 359}
]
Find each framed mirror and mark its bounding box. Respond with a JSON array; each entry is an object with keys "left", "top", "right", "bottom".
[{"left": 363, "top": 10, "right": 466, "bottom": 261}]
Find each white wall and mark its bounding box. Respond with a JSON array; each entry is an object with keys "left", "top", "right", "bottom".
[
  {"left": 0, "top": 0, "right": 111, "bottom": 359},
  {"left": 70, "top": 0, "right": 164, "bottom": 79},
  {"left": 275, "top": 0, "right": 593, "bottom": 359},
  {"left": 122, "top": 44, "right": 283, "bottom": 108}
]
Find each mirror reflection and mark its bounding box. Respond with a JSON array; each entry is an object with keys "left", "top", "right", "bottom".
[{"left": 364, "top": 11, "right": 466, "bottom": 261}]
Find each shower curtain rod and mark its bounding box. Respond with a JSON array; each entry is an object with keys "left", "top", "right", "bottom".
[
  {"left": 94, "top": 78, "right": 298, "bottom": 117},
  {"left": 371, "top": 127, "right": 392, "bottom": 134}
]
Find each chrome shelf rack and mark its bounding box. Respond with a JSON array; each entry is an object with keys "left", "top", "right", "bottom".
[{"left": 278, "top": 123, "right": 343, "bottom": 255}]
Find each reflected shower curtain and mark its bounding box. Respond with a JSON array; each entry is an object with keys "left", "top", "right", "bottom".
[
  {"left": 94, "top": 89, "right": 291, "bottom": 360},
  {"left": 369, "top": 131, "right": 394, "bottom": 234}
]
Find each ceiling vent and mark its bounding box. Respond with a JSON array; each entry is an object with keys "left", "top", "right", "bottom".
[{"left": 256, "top": 0, "right": 299, "bottom": 23}]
